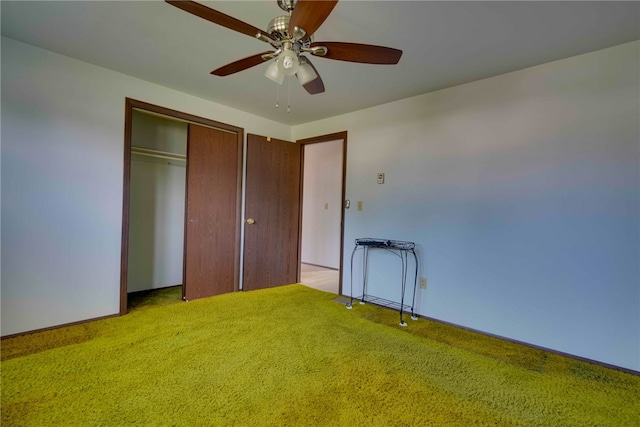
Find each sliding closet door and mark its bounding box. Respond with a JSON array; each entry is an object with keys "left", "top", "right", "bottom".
[
  {"left": 243, "top": 134, "right": 301, "bottom": 291},
  {"left": 183, "top": 124, "right": 241, "bottom": 301}
]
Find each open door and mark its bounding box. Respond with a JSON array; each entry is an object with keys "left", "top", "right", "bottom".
[
  {"left": 243, "top": 134, "right": 301, "bottom": 291},
  {"left": 183, "top": 124, "right": 242, "bottom": 301}
]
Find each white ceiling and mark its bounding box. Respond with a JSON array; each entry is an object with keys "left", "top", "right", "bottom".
[{"left": 2, "top": 1, "right": 638, "bottom": 125}]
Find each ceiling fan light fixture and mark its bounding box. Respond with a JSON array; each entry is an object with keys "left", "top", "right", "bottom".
[
  {"left": 277, "top": 49, "right": 299, "bottom": 76},
  {"left": 264, "top": 60, "right": 285, "bottom": 85},
  {"left": 297, "top": 61, "right": 318, "bottom": 85}
]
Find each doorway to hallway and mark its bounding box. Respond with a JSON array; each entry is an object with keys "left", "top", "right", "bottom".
[{"left": 298, "top": 131, "right": 347, "bottom": 296}]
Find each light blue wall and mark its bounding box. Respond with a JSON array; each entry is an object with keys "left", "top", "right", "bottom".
[{"left": 294, "top": 41, "right": 640, "bottom": 371}]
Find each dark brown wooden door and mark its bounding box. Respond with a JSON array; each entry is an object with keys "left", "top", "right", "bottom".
[
  {"left": 183, "top": 124, "right": 242, "bottom": 301},
  {"left": 243, "top": 134, "right": 301, "bottom": 291}
]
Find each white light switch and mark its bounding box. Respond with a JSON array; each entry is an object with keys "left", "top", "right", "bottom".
[
  {"left": 377, "top": 173, "right": 385, "bottom": 184},
  {"left": 357, "top": 201, "right": 363, "bottom": 211}
]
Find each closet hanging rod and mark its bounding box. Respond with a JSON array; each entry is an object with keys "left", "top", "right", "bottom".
[
  {"left": 132, "top": 108, "right": 238, "bottom": 135},
  {"left": 131, "top": 146, "right": 186, "bottom": 161}
]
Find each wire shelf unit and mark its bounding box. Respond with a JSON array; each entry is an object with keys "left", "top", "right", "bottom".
[{"left": 348, "top": 238, "right": 419, "bottom": 326}]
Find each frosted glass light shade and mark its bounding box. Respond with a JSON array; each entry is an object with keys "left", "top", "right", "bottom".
[
  {"left": 264, "top": 60, "right": 284, "bottom": 85},
  {"left": 297, "top": 61, "right": 318, "bottom": 85},
  {"left": 278, "top": 50, "right": 299, "bottom": 76}
]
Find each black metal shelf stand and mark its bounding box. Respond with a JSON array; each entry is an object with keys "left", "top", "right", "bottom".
[{"left": 347, "top": 238, "right": 419, "bottom": 326}]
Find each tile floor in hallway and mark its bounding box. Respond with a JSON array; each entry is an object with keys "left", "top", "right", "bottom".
[{"left": 299, "top": 263, "right": 340, "bottom": 294}]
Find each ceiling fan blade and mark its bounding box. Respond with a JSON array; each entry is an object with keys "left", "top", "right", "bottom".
[
  {"left": 211, "top": 52, "right": 273, "bottom": 76},
  {"left": 288, "top": 0, "right": 338, "bottom": 38},
  {"left": 298, "top": 56, "right": 325, "bottom": 95},
  {"left": 310, "top": 42, "right": 402, "bottom": 64},
  {"left": 166, "top": 1, "right": 274, "bottom": 41}
]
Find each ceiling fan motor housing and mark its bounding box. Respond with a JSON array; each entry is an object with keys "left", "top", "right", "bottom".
[
  {"left": 268, "top": 15, "right": 292, "bottom": 40},
  {"left": 267, "top": 15, "right": 312, "bottom": 50}
]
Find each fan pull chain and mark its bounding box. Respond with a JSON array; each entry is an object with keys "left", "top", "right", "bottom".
[
  {"left": 275, "top": 84, "right": 280, "bottom": 109},
  {"left": 287, "top": 76, "right": 291, "bottom": 114}
]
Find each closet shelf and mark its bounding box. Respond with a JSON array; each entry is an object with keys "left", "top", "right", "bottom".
[{"left": 131, "top": 146, "right": 186, "bottom": 161}]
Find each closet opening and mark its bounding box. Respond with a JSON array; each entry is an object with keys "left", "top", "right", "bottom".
[
  {"left": 120, "top": 98, "right": 244, "bottom": 314},
  {"left": 126, "top": 110, "right": 187, "bottom": 309}
]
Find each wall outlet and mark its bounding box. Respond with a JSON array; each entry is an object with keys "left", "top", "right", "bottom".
[
  {"left": 420, "top": 277, "right": 427, "bottom": 289},
  {"left": 377, "top": 173, "right": 385, "bottom": 184}
]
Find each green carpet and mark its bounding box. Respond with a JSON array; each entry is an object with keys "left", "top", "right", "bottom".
[{"left": 2, "top": 284, "right": 638, "bottom": 426}]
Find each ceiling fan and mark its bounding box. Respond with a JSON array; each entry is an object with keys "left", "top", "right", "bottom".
[{"left": 165, "top": 0, "right": 403, "bottom": 95}]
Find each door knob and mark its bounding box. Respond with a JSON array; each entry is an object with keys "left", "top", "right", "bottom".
[{"left": 246, "top": 218, "right": 255, "bottom": 225}]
